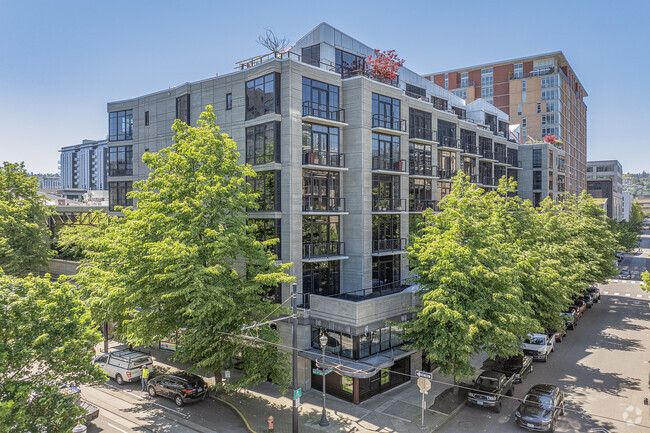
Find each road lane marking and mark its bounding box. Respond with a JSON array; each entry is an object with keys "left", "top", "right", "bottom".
[
  {"left": 108, "top": 423, "right": 129, "bottom": 433},
  {"left": 625, "top": 293, "right": 631, "bottom": 296},
  {"left": 637, "top": 294, "right": 643, "bottom": 298},
  {"left": 603, "top": 291, "right": 609, "bottom": 294},
  {"left": 614, "top": 292, "right": 620, "bottom": 295}
]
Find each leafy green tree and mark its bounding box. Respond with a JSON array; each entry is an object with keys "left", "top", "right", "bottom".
[
  {"left": 74, "top": 106, "right": 293, "bottom": 390},
  {"left": 0, "top": 162, "right": 53, "bottom": 275},
  {"left": 405, "top": 173, "right": 538, "bottom": 379},
  {"left": 0, "top": 274, "right": 105, "bottom": 433}
]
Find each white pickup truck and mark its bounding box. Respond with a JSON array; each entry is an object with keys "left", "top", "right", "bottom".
[
  {"left": 520, "top": 333, "right": 554, "bottom": 362},
  {"left": 93, "top": 349, "right": 153, "bottom": 385}
]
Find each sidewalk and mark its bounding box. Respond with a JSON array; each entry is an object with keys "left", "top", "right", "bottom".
[{"left": 97, "top": 341, "right": 487, "bottom": 433}]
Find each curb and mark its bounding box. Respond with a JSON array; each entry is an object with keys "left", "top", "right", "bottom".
[
  {"left": 213, "top": 395, "right": 257, "bottom": 433},
  {"left": 431, "top": 400, "right": 465, "bottom": 432}
]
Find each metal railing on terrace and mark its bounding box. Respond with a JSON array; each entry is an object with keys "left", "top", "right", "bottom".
[
  {"left": 303, "top": 242, "right": 345, "bottom": 259},
  {"left": 372, "top": 157, "right": 407, "bottom": 173},
  {"left": 455, "top": 81, "right": 476, "bottom": 89},
  {"left": 460, "top": 143, "right": 478, "bottom": 154},
  {"left": 509, "top": 67, "right": 555, "bottom": 80},
  {"left": 372, "top": 114, "right": 407, "bottom": 132},
  {"left": 302, "top": 150, "right": 345, "bottom": 168},
  {"left": 410, "top": 199, "right": 439, "bottom": 212},
  {"left": 302, "top": 101, "right": 345, "bottom": 123},
  {"left": 302, "top": 196, "right": 346, "bottom": 212},
  {"left": 324, "top": 277, "right": 418, "bottom": 302},
  {"left": 405, "top": 90, "right": 430, "bottom": 102},
  {"left": 372, "top": 238, "right": 407, "bottom": 253},
  {"left": 409, "top": 164, "right": 437, "bottom": 177},
  {"left": 342, "top": 69, "right": 400, "bottom": 87},
  {"left": 372, "top": 197, "right": 407, "bottom": 212},
  {"left": 437, "top": 135, "right": 460, "bottom": 149},
  {"left": 409, "top": 126, "right": 436, "bottom": 142},
  {"left": 480, "top": 149, "right": 494, "bottom": 160},
  {"left": 438, "top": 169, "right": 458, "bottom": 180},
  {"left": 235, "top": 50, "right": 336, "bottom": 71}
]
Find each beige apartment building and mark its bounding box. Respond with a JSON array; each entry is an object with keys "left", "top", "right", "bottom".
[{"left": 426, "top": 52, "right": 587, "bottom": 196}]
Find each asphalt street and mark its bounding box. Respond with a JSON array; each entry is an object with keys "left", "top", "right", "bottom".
[{"left": 438, "top": 224, "right": 650, "bottom": 433}]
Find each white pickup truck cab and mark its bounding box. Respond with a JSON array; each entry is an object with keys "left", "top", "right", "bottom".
[
  {"left": 94, "top": 349, "right": 153, "bottom": 385},
  {"left": 520, "top": 333, "right": 554, "bottom": 362}
]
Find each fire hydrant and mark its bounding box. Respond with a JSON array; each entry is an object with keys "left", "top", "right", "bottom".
[{"left": 267, "top": 415, "right": 274, "bottom": 432}]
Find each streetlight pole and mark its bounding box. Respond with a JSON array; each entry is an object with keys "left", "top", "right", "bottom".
[{"left": 319, "top": 333, "right": 329, "bottom": 427}]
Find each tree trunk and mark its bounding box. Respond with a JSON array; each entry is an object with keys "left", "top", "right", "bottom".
[
  {"left": 214, "top": 369, "right": 223, "bottom": 393},
  {"left": 452, "top": 376, "right": 460, "bottom": 398}
]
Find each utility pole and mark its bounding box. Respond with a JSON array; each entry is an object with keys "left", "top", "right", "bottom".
[
  {"left": 291, "top": 283, "right": 299, "bottom": 433},
  {"left": 104, "top": 321, "right": 109, "bottom": 353}
]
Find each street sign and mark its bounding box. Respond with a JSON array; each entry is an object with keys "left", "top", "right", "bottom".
[
  {"left": 415, "top": 370, "right": 432, "bottom": 380},
  {"left": 224, "top": 370, "right": 231, "bottom": 379},
  {"left": 417, "top": 377, "right": 431, "bottom": 394},
  {"left": 294, "top": 397, "right": 301, "bottom": 408},
  {"left": 312, "top": 368, "right": 334, "bottom": 376},
  {"left": 294, "top": 388, "right": 302, "bottom": 400}
]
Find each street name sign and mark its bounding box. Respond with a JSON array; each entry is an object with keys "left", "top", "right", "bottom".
[{"left": 415, "top": 370, "right": 432, "bottom": 380}]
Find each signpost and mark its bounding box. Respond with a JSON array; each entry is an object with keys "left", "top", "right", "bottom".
[
  {"left": 416, "top": 371, "right": 432, "bottom": 429},
  {"left": 312, "top": 368, "right": 333, "bottom": 376},
  {"left": 293, "top": 388, "right": 302, "bottom": 408}
]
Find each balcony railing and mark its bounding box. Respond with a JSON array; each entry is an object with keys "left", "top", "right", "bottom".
[
  {"left": 372, "top": 114, "right": 407, "bottom": 132},
  {"left": 302, "top": 196, "right": 346, "bottom": 212},
  {"left": 437, "top": 135, "right": 460, "bottom": 149},
  {"left": 302, "top": 101, "right": 345, "bottom": 123},
  {"left": 480, "top": 176, "right": 495, "bottom": 186},
  {"left": 409, "top": 164, "right": 437, "bottom": 177},
  {"left": 509, "top": 67, "right": 555, "bottom": 80},
  {"left": 373, "top": 238, "right": 407, "bottom": 253},
  {"left": 410, "top": 199, "right": 439, "bottom": 212},
  {"left": 432, "top": 101, "right": 448, "bottom": 111},
  {"left": 438, "top": 169, "right": 458, "bottom": 180},
  {"left": 372, "top": 157, "right": 407, "bottom": 173},
  {"left": 455, "top": 81, "right": 476, "bottom": 89},
  {"left": 507, "top": 159, "right": 522, "bottom": 168},
  {"left": 557, "top": 165, "right": 566, "bottom": 172},
  {"left": 235, "top": 50, "right": 336, "bottom": 72},
  {"left": 495, "top": 152, "right": 507, "bottom": 163},
  {"left": 372, "top": 197, "right": 407, "bottom": 212},
  {"left": 302, "top": 150, "right": 345, "bottom": 168},
  {"left": 303, "top": 242, "right": 345, "bottom": 259},
  {"left": 480, "top": 149, "right": 494, "bottom": 160},
  {"left": 341, "top": 69, "right": 400, "bottom": 87},
  {"left": 324, "top": 277, "right": 418, "bottom": 302},
  {"left": 409, "top": 126, "right": 436, "bottom": 142},
  {"left": 460, "top": 143, "right": 478, "bottom": 154},
  {"left": 405, "top": 90, "right": 430, "bottom": 102}
]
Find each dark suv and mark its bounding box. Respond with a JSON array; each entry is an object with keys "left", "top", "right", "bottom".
[
  {"left": 514, "top": 384, "right": 564, "bottom": 432},
  {"left": 147, "top": 373, "right": 208, "bottom": 406}
]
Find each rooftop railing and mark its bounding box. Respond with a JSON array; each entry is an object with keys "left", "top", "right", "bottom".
[
  {"left": 322, "top": 277, "right": 418, "bottom": 302},
  {"left": 235, "top": 50, "right": 336, "bottom": 71}
]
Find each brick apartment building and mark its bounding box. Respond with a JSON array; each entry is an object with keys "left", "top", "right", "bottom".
[{"left": 426, "top": 52, "right": 587, "bottom": 196}]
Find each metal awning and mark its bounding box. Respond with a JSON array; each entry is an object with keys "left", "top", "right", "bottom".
[{"left": 300, "top": 347, "right": 415, "bottom": 379}]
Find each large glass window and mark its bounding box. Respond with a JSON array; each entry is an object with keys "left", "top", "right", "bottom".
[
  {"left": 372, "top": 174, "right": 400, "bottom": 200},
  {"left": 437, "top": 119, "right": 456, "bottom": 146},
  {"left": 303, "top": 261, "right": 340, "bottom": 297},
  {"left": 248, "top": 218, "right": 281, "bottom": 259},
  {"left": 541, "top": 89, "right": 559, "bottom": 101},
  {"left": 302, "top": 78, "right": 340, "bottom": 120},
  {"left": 335, "top": 49, "right": 365, "bottom": 77},
  {"left": 372, "top": 133, "right": 402, "bottom": 170},
  {"left": 541, "top": 75, "right": 559, "bottom": 88},
  {"left": 303, "top": 170, "right": 342, "bottom": 211},
  {"left": 533, "top": 149, "right": 542, "bottom": 168},
  {"left": 247, "top": 170, "right": 280, "bottom": 211},
  {"left": 546, "top": 100, "right": 561, "bottom": 112},
  {"left": 372, "top": 93, "right": 401, "bottom": 130},
  {"left": 479, "top": 136, "right": 493, "bottom": 159},
  {"left": 533, "top": 170, "right": 542, "bottom": 190},
  {"left": 303, "top": 216, "right": 341, "bottom": 258},
  {"left": 481, "top": 68, "right": 493, "bottom": 86},
  {"left": 109, "top": 181, "right": 132, "bottom": 211},
  {"left": 109, "top": 110, "right": 133, "bottom": 141},
  {"left": 437, "top": 150, "right": 457, "bottom": 178},
  {"left": 108, "top": 146, "right": 133, "bottom": 176},
  {"left": 460, "top": 72, "right": 469, "bottom": 87},
  {"left": 302, "top": 124, "right": 341, "bottom": 167},
  {"left": 372, "top": 255, "right": 401, "bottom": 288},
  {"left": 409, "top": 143, "right": 433, "bottom": 176},
  {"left": 176, "top": 94, "right": 190, "bottom": 124},
  {"left": 373, "top": 214, "right": 401, "bottom": 252},
  {"left": 409, "top": 178, "right": 433, "bottom": 211},
  {"left": 409, "top": 108, "right": 432, "bottom": 141},
  {"left": 245, "top": 73, "right": 280, "bottom": 120},
  {"left": 301, "top": 44, "right": 320, "bottom": 67},
  {"left": 513, "top": 63, "right": 523, "bottom": 79},
  {"left": 481, "top": 85, "right": 493, "bottom": 98},
  {"left": 246, "top": 122, "right": 281, "bottom": 165},
  {"left": 462, "top": 156, "right": 476, "bottom": 178},
  {"left": 460, "top": 129, "right": 476, "bottom": 153}
]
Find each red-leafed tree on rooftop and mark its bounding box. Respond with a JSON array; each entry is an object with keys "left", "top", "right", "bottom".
[{"left": 366, "top": 49, "right": 405, "bottom": 82}]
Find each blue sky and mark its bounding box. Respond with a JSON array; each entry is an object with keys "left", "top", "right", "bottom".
[{"left": 1, "top": 0, "right": 648, "bottom": 174}]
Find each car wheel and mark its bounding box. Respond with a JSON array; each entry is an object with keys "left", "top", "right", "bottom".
[
  {"left": 530, "top": 365, "right": 534, "bottom": 374},
  {"left": 492, "top": 401, "right": 501, "bottom": 413},
  {"left": 561, "top": 403, "right": 565, "bottom": 416},
  {"left": 148, "top": 385, "right": 157, "bottom": 397},
  {"left": 507, "top": 386, "right": 514, "bottom": 397},
  {"left": 551, "top": 346, "right": 554, "bottom": 352},
  {"left": 549, "top": 420, "right": 556, "bottom": 432},
  {"left": 174, "top": 394, "right": 184, "bottom": 407},
  {"left": 557, "top": 334, "right": 563, "bottom": 343},
  {"left": 543, "top": 354, "right": 548, "bottom": 362},
  {"left": 115, "top": 374, "right": 124, "bottom": 385}
]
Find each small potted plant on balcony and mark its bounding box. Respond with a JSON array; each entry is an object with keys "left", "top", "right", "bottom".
[{"left": 365, "top": 49, "right": 405, "bottom": 85}]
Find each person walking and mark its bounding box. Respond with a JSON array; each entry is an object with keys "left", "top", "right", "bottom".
[{"left": 141, "top": 365, "right": 150, "bottom": 391}]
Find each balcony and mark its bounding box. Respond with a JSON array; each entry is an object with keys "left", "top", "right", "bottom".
[
  {"left": 372, "top": 197, "right": 407, "bottom": 212},
  {"left": 372, "top": 114, "right": 407, "bottom": 134},
  {"left": 342, "top": 69, "right": 400, "bottom": 87},
  {"left": 455, "top": 81, "right": 476, "bottom": 89},
  {"left": 302, "top": 150, "right": 346, "bottom": 169},
  {"left": 405, "top": 90, "right": 430, "bottom": 102},
  {"left": 410, "top": 199, "right": 439, "bottom": 212},
  {"left": 509, "top": 67, "right": 555, "bottom": 80},
  {"left": 372, "top": 238, "right": 407, "bottom": 254},
  {"left": 235, "top": 50, "right": 336, "bottom": 72},
  {"left": 494, "top": 152, "right": 508, "bottom": 164},
  {"left": 372, "top": 157, "right": 407, "bottom": 173},
  {"left": 460, "top": 143, "right": 479, "bottom": 155},
  {"left": 302, "top": 196, "right": 346, "bottom": 213},
  {"left": 438, "top": 169, "right": 458, "bottom": 180},
  {"left": 303, "top": 242, "right": 345, "bottom": 260},
  {"left": 302, "top": 101, "right": 347, "bottom": 127},
  {"left": 437, "top": 135, "right": 461, "bottom": 150},
  {"left": 409, "top": 126, "right": 437, "bottom": 144},
  {"left": 480, "top": 149, "right": 495, "bottom": 160},
  {"left": 321, "top": 277, "right": 417, "bottom": 303},
  {"left": 465, "top": 174, "right": 479, "bottom": 184},
  {"left": 480, "top": 176, "right": 495, "bottom": 186},
  {"left": 507, "top": 159, "right": 523, "bottom": 168},
  {"left": 409, "top": 164, "right": 437, "bottom": 177}
]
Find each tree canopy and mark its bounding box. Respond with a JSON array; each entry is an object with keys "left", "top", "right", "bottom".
[
  {"left": 71, "top": 106, "right": 293, "bottom": 390},
  {"left": 0, "top": 162, "right": 53, "bottom": 276},
  {"left": 405, "top": 173, "right": 619, "bottom": 378},
  {"left": 0, "top": 274, "right": 105, "bottom": 433}
]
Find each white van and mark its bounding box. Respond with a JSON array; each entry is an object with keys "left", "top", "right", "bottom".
[{"left": 94, "top": 349, "right": 153, "bottom": 385}]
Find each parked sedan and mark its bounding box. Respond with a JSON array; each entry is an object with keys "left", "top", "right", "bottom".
[
  {"left": 582, "top": 293, "right": 594, "bottom": 308},
  {"left": 560, "top": 312, "right": 577, "bottom": 330},
  {"left": 618, "top": 270, "right": 631, "bottom": 280},
  {"left": 147, "top": 373, "right": 209, "bottom": 406},
  {"left": 514, "top": 384, "right": 565, "bottom": 432},
  {"left": 587, "top": 286, "right": 600, "bottom": 302},
  {"left": 572, "top": 299, "right": 587, "bottom": 317},
  {"left": 548, "top": 321, "right": 567, "bottom": 343},
  {"left": 499, "top": 355, "right": 534, "bottom": 383}
]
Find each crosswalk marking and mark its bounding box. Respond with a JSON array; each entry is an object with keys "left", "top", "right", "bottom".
[
  {"left": 614, "top": 292, "right": 620, "bottom": 295},
  {"left": 603, "top": 291, "right": 609, "bottom": 294},
  {"left": 637, "top": 294, "right": 642, "bottom": 298},
  {"left": 625, "top": 293, "right": 631, "bottom": 296}
]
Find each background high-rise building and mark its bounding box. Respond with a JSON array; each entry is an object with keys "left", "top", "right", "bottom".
[
  {"left": 587, "top": 160, "right": 623, "bottom": 221},
  {"left": 426, "top": 52, "right": 587, "bottom": 196},
  {"left": 59, "top": 139, "right": 108, "bottom": 191}
]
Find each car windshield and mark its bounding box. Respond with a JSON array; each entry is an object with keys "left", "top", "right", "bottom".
[
  {"left": 523, "top": 393, "right": 553, "bottom": 409},
  {"left": 560, "top": 313, "right": 572, "bottom": 318},
  {"left": 504, "top": 358, "right": 521, "bottom": 368},
  {"left": 524, "top": 337, "right": 545, "bottom": 345},
  {"left": 477, "top": 376, "right": 498, "bottom": 386}
]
